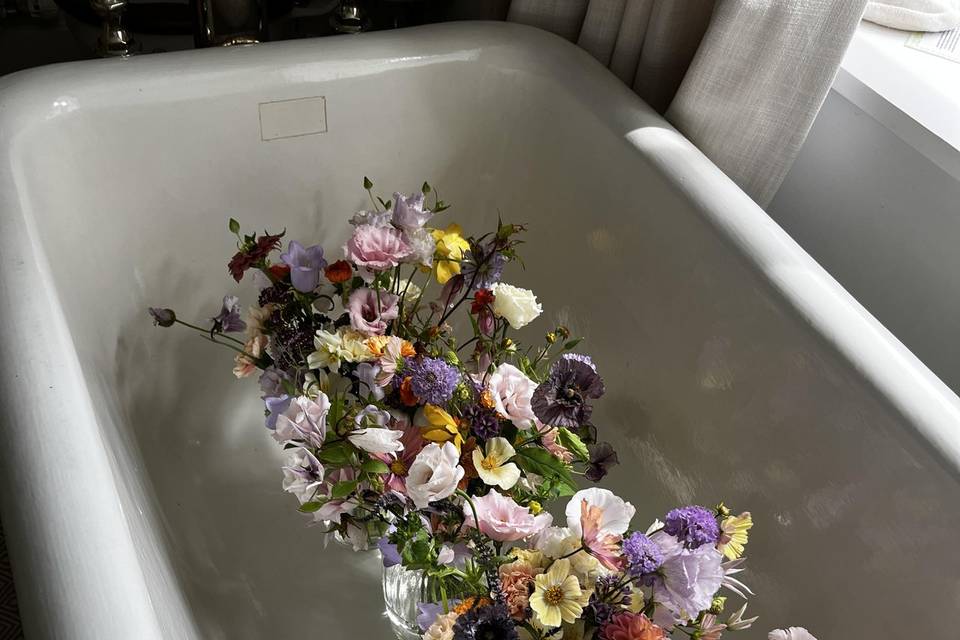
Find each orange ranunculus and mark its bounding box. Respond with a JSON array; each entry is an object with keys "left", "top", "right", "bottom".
[
  {"left": 268, "top": 263, "right": 290, "bottom": 281},
  {"left": 324, "top": 259, "right": 352, "bottom": 284}
]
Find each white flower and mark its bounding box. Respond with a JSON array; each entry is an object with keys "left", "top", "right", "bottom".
[
  {"left": 306, "top": 327, "right": 373, "bottom": 370},
  {"left": 472, "top": 437, "right": 521, "bottom": 489},
  {"left": 423, "top": 611, "right": 458, "bottom": 640},
  {"left": 490, "top": 283, "right": 542, "bottom": 329},
  {"left": 348, "top": 428, "right": 404, "bottom": 454},
  {"left": 769, "top": 628, "right": 818, "bottom": 640},
  {"left": 533, "top": 526, "right": 574, "bottom": 558},
  {"left": 565, "top": 488, "right": 635, "bottom": 537},
  {"left": 486, "top": 363, "right": 537, "bottom": 428},
  {"left": 347, "top": 405, "right": 404, "bottom": 454},
  {"left": 274, "top": 394, "right": 330, "bottom": 447},
  {"left": 406, "top": 442, "right": 465, "bottom": 509},
  {"left": 652, "top": 532, "right": 724, "bottom": 622}
]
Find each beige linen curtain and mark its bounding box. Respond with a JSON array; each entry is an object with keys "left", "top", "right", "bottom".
[{"left": 449, "top": 0, "right": 868, "bottom": 207}]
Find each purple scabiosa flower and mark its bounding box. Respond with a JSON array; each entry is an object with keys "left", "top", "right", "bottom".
[
  {"left": 280, "top": 241, "right": 327, "bottom": 293},
  {"left": 452, "top": 603, "right": 518, "bottom": 640},
  {"left": 622, "top": 531, "right": 664, "bottom": 581},
  {"left": 406, "top": 357, "right": 461, "bottom": 405},
  {"left": 663, "top": 506, "right": 721, "bottom": 550},
  {"left": 530, "top": 354, "right": 605, "bottom": 428},
  {"left": 148, "top": 307, "right": 176, "bottom": 327},
  {"left": 462, "top": 403, "right": 500, "bottom": 440},
  {"left": 586, "top": 441, "right": 619, "bottom": 482},
  {"left": 211, "top": 295, "right": 246, "bottom": 333}
]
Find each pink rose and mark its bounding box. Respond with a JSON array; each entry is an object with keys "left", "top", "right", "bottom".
[
  {"left": 463, "top": 489, "right": 552, "bottom": 542},
  {"left": 345, "top": 224, "right": 412, "bottom": 272},
  {"left": 486, "top": 363, "right": 537, "bottom": 428},
  {"left": 347, "top": 287, "right": 399, "bottom": 335}
]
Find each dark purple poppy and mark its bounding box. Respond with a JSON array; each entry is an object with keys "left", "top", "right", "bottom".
[
  {"left": 530, "top": 353, "right": 605, "bottom": 428},
  {"left": 585, "top": 441, "right": 618, "bottom": 482}
]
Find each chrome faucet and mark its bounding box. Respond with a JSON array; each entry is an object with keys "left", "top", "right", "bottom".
[
  {"left": 192, "top": 0, "right": 268, "bottom": 46},
  {"left": 90, "top": 0, "right": 137, "bottom": 56}
]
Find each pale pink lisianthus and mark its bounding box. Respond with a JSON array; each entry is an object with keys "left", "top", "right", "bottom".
[
  {"left": 464, "top": 489, "right": 552, "bottom": 542},
  {"left": 347, "top": 287, "right": 399, "bottom": 335},
  {"left": 345, "top": 224, "right": 412, "bottom": 272},
  {"left": 486, "top": 363, "right": 537, "bottom": 429}
]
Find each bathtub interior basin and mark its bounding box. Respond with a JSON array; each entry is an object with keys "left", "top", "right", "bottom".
[{"left": 2, "top": 21, "right": 960, "bottom": 640}]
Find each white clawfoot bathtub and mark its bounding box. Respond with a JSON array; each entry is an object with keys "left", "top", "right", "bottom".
[{"left": 1, "top": 22, "right": 959, "bottom": 639}]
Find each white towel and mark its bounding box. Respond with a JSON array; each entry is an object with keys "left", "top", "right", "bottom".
[{"left": 864, "top": 0, "right": 960, "bottom": 31}]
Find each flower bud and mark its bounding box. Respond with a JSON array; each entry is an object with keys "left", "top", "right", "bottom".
[{"left": 148, "top": 307, "right": 176, "bottom": 327}]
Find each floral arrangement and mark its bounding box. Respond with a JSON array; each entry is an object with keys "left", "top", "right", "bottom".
[{"left": 150, "top": 179, "right": 817, "bottom": 640}]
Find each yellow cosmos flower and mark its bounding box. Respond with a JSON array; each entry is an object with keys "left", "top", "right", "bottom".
[
  {"left": 471, "top": 437, "right": 521, "bottom": 490},
  {"left": 529, "top": 558, "right": 585, "bottom": 628},
  {"left": 418, "top": 404, "right": 464, "bottom": 451},
  {"left": 431, "top": 224, "right": 470, "bottom": 284},
  {"left": 718, "top": 512, "right": 753, "bottom": 560}
]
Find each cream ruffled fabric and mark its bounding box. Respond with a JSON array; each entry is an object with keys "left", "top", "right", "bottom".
[{"left": 864, "top": 0, "right": 960, "bottom": 32}]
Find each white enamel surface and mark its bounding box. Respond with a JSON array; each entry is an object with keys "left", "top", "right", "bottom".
[{"left": 1, "top": 22, "right": 959, "bottom": 639}]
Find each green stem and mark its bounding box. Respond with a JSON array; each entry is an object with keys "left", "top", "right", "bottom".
[{"left": 174, "top": 318, "right": 246, "bottom": 346}]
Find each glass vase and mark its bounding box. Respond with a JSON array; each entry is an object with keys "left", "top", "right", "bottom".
[{"left": 382, "top": 564, "right": 430, "bottom": 640}]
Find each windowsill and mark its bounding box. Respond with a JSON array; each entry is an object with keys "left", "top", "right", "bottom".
[{"left": 836, "top": 21, "right": 960, "bottom": 180}]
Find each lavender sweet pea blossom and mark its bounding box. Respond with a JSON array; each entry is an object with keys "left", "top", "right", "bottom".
[
  {"left": 264, "top": 394, "right": 292, "bottom": 430},
  {"left": 281, "top": 240, "right": 327, "bottom": 293},
  {"left": 211, "top": 295, "right": 246, "bottom": 333}
]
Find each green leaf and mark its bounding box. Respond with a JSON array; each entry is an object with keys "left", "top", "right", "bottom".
[
  {"left": 563, "top": 338, "right": 584, "bottom": 350},
  {"left": 228, "top": 218, "right": 240, "bottom": 234},
  {"left": 422, "top": 181, "right": 431, "bottom": 194},
  {"left": 515, "top": 447, "right": 578, "bottom": 495},
  {"left": 317, "top": 440, "right": 354, "bottom": 466},
  {"left": 298, "top": 500, "right": 325, "bottom": 513},
  {"left": 556, "top": 427, "right": 590, "bottom": 462},
  {"left": 361, "top": 458, "right": 391, "bottom": 474},
  {"left": 363, "top": 176, "right": 374, "bottom": 189},
  {"left": 331, "top": 479, "right": 359, "bottom": 499}
]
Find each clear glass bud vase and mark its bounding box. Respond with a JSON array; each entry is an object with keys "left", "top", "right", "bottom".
[{"left": 382, "top": 564, "right": 430, "bottom": 640}]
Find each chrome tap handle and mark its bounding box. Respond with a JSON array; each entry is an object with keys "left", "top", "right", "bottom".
[{"left": 90, "top": 0, "right": 137, "bottom": 57}]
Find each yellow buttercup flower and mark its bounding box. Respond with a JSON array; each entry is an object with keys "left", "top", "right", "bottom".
[
  {"left": 529, "top": 558, "right": 585, "bottom": 628},
  {"left": 718, "top": 512, "right": 753, "bottom": 560},
  {"left": 431, "top": 224, "right": 470, "bottom": 284},
  {"left": 418, "top": 404, "right": 464, "bottom": 451}
]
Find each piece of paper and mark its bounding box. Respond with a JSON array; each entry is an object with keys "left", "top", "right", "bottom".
[{"left": 906, "top": 28, "right": 960, "bottom": 62}]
